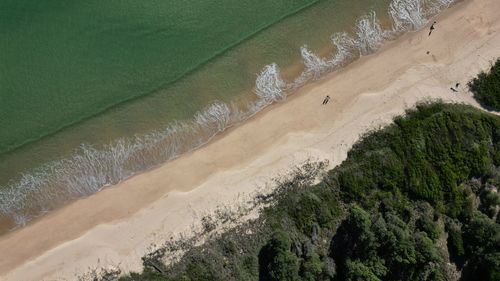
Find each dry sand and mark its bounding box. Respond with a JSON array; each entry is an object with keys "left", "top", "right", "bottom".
[{"left": 1, "top": 0, "right": 500, "bottom": 279}]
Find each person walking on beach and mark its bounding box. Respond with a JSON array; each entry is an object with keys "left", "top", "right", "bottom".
[
  {"left": 322, "top": 95, "right": 331, "bottom": 105},
  {"left": 428, "top": 21, "right": 436, "bottom": 36}
]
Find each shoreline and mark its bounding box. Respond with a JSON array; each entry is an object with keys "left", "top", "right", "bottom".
[
  {"left": 1, "top": 0, "right": 499, "bottom": 279},
  {"left": 0, "top": 0, "right": 452, "bottom": 233}
]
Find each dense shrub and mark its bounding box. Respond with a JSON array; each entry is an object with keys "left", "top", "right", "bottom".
[
  {"left": 258, "top": 231, "right": 300, "bottom": 281},
  {"left": 469, "top": 59, "right": 500, "bottom": 110},
  {"left": 334, "top": 102, "right": 498, "bottom": 216},
  {"left": 445, "top": 220, "right": 465, "bottom": 266},
  {"left": 300, "top": 251, "right": 322, "bottom": 281},
  {"left": 461, "top": 212, "right": 500, "bottom": 281},
  {"left": 118, "top": 103, "right": 500, "bottom": 281}
]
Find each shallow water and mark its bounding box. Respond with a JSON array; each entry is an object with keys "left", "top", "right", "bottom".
[{"left": 0, "top": 0, "right": 453, "bottom": 231}]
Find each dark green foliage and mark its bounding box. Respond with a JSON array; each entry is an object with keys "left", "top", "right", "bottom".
[
  {"left": 445, "top": 184, "right": 474, "bottom": 220},
  {"left": 180, "top": 257, "right": 221, "bottom": 281},
  {"left": 461, "top": 212, "right": 500, "bottom": 281},
  {"left": 258, "top": 231, "right": 300, "bottom": 281},
  {"left": 119, "top": 268, "right": 168, "bottom": 281},
  {"left": 479, "top": 187, "right": 500, "bottom": 219},
  {"left": 344, "top": 259, "right": 381, "bottom": 281},
  {"left": 334, "top": 102, "right": 498, "bottom": 217},
  {"left": 330, "top": 206, "right": 374, "bottom": 260},
  {"left": 445, "top": 220, "right": 465, "bottom": 266},
  {"left": 300, "top": 251, "right": 322, "bottom": 281},
  {"left": 331, "top": 204, "right": 443, "bottom": 281},
  {"left": 281, "top": 186, "right": 339, "bottom": 233},
  {"left": 414, "top": 232, "right": 441, "bottom": 264},
  {"left": 116, "top": 103, "right": 500, "bottom": 281},
  {"left": 469, "top": 59, "right": 500, "bottom": 110},
  {"left": 416, "top": 216, "right": 440, "bottom": 241}
]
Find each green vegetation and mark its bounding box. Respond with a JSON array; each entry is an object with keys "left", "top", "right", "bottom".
[
  {"left": 259, "top": 231, "right": 300, "bottom": 281},
  {"left": 94, "top": 56, "right": 500, "bottom": 281},
  {"left": 469, "top": 59, "right": 500, "bottom": 110},
  {"left": 116, "top": 103, "right": 500, "bottom": 281}
]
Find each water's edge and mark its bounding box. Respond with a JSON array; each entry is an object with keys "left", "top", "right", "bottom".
[{"left": 0, "top": 0, "right": 455, "bottom": 231}]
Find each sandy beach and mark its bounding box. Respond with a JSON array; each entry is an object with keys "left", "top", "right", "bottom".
[{"left": 1, "top": 0, "right": 499, "bottom": 279}]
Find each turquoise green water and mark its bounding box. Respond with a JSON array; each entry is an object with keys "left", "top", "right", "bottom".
[
  {"left": 0, "top": 0, "right": 452, "bottom": 230},
  {"left": 0, "top": 0, "right": 391, "bottom": 184},
  {"left": 0, "top": 0, "right": 321, "bottom": 154}
]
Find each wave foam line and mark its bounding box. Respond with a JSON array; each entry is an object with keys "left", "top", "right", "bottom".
[
  {"left": 290, "top": 10, "right": 390, "bottom": 88},
  {"left": 0, "top": 0, "right": 455, "bottom": 229},
  {"left": 258, "top": 0, "right": 454, "bottom": 94},
  {"left": 0, "top": 101, "right": 239, "bottom": 227}
]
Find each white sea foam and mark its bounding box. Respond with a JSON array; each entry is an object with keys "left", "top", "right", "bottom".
[
  {"left": 389, "top": 0, "right": 454, "bottom": 32},
  {"left": 302, "top": 46, "right": 331, "bottom": 78},
  {"left": 355, "top": 11, "right": 389, "bottom": 55},
  {"left": 0, "top": 101, "right": 237, "bottom": 224},
  {"left": 330, "top": 32, "right": 358, "bottom": 61},
  {"left": 423, "top": 0, "right": 455, "bottom": 17},
  {"left": 194, "top": 102, "right": 232, "bottom": 133},
  {"left": 390, "top": 0, "right": 426, "bottom": 31},
  {"left": 0, "top": 0, "right": 455, "bottom": 228},
  {"left": 293, "top": 32, "right": 359, "bottom": 87},
  {"left": 292, "top": 11, "right": 388, "bottom": 87},
  {"left": 292, "top": 0, "right": 454, "bottom": 89},
  {"left": 254, "top": 63, "right": 287, "bottom": 107}
]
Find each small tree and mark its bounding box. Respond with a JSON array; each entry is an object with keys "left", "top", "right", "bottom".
[
  {"left": 345, "top": 259, "right": 381, "bottom": 281},
  {"left": 300, "top": 251, "right": 322, "bottom": 281},
  {"left": 469, "top": 59, "right": 500, "bottom": 110},
  {"left": 258, "top": 231, "right": 300, "bottom": 281}
]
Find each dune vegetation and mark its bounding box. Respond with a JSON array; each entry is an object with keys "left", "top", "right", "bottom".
[
  {"left": 469, "top": 59, "right": 500, "bottom": 110},
  {"left": 115, "top": 66, "right": 500, "bottom": 281},
  {"left": 117, "top": 101, "right": 500, "bottom": 281}
]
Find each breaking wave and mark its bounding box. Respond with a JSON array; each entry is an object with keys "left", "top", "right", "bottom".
[
  {"left": 286, "top": 0, "right": 454, "bottom": 89},
  {"left": 0, "top": 0, "right": 455, "bottom": 229},
  {"left": 254, "top": 63, "right": 287, "bottom": 106},
  {"left": 0, "top": 101, "right": 239, "bottom": 226}
]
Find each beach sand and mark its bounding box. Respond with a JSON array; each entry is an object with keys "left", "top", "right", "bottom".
[{"left": 1, "top": 0, "right": 499, "bottom": 279}]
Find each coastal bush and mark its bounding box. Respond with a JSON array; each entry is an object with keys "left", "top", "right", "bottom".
[
  {"left": 282, "top": 187, "right": 339, "bottom": 233},
  {"left": 469, "top": 59, "right": 500, "bottom": 110},
  {"left": 119, "top": 269, "right": 168, "bottom": 281},
  {"left": 116, "top": 103, "right": 500, "bottom": 281},
  {"left": 445, "top": 220, "right": 465, "bottom": 266},
  {"left": 416, "top": 215, "right": 440, "bottom": 241},
  {"left": 333, "top": 102, "right": 498, "bottom": 216},
  {"left": 461, "top": 211, "right": 500, "bottom": 281},
  {"left": 330, "top": 203, "right": 445, "bottom": 281},
  {"left": 300, "top": 251, "right": 322, "bottom": 281},
  {"left": 258, "top": 231, "right": 300, "bottom": 281},
  {"left": 344, "top": 259, "right": 381, "bottom": 281}
]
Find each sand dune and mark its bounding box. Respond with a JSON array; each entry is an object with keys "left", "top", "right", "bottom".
[{"left": 1, "top": 0, "right": 500, "bottom": 280}]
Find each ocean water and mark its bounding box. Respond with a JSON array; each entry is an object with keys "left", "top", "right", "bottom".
[{"left": 0, "top": 0, "right": 454, "bottom": 231}]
